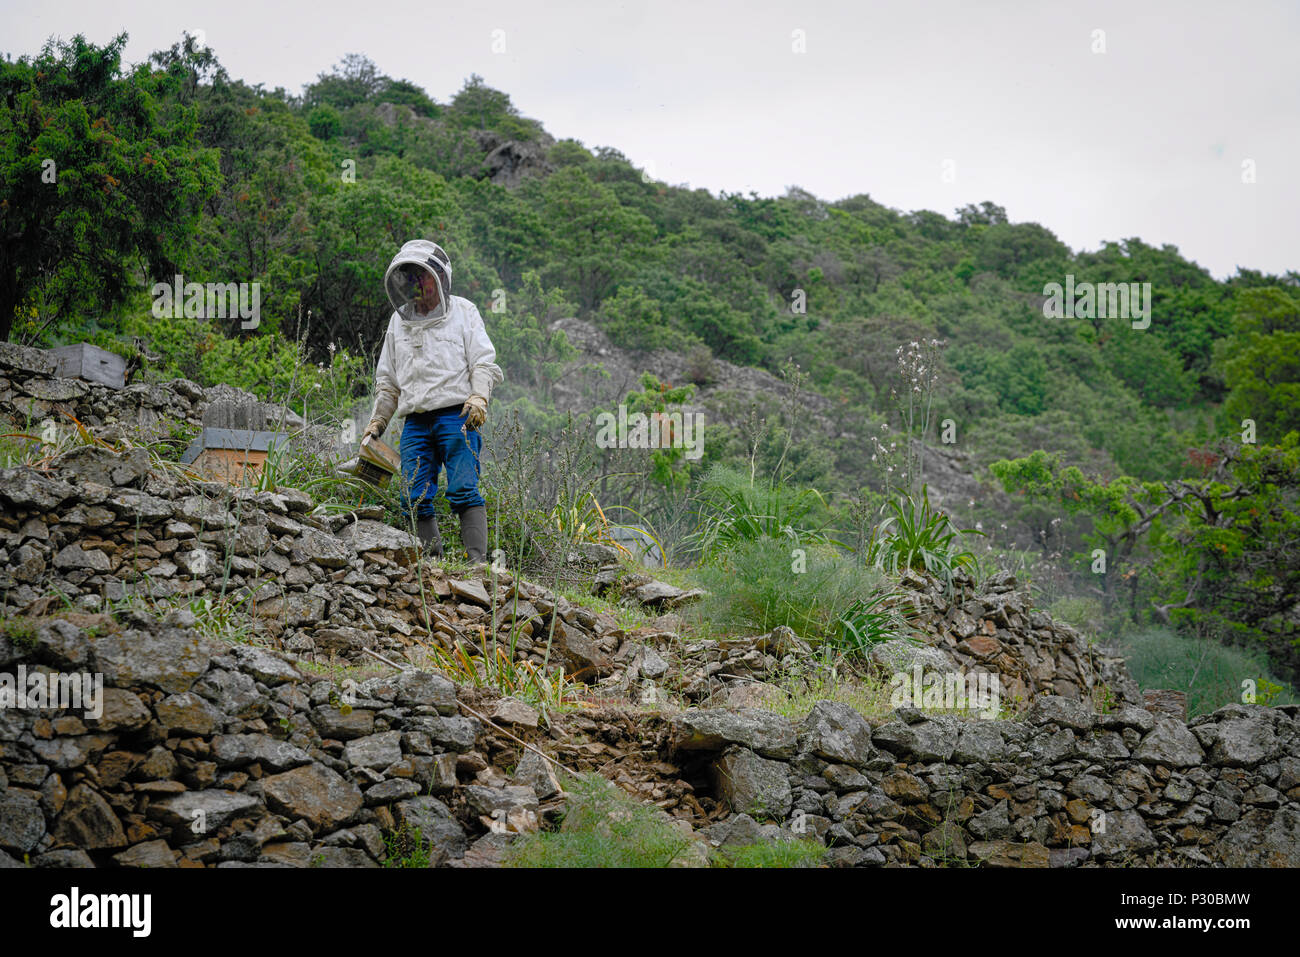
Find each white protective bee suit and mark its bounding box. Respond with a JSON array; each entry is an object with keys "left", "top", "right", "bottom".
[{"left": 368, "top": 240, "right": 503, "bottom": 428}]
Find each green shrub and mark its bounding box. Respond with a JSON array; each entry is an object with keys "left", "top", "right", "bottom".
[
  {"left": 1114, "top": 626, "right": 1299, "bottom": 717},
  {"left": 686, "top": 464, "right": 839, "bottom": 564},
  {"left": 690, "top": 537, "right": 891, "bottom": 646},
  {"left": 307, "top": 104, "right": 343, "bottom": 139},
  {"left": 502, "top": 773, "right": 695, "bottom": 868}
]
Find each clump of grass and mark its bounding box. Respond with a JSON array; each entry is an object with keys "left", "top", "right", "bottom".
[
  {"left": 416, "top": 636, "right": 579, "bottom": 714},
  {"left": 684, "top": 463, "right": 839, "bottom": 564},
  {"left": 764, "top": 658, "right": 898, "bottom": 722},
  {"left": 1114, "top": 626, "right": 1299, "bottom": 717},
  {"left": 502, "top": 772, "right": 696, "bottom": 868},
  {"left": 102, "top": 589, "right": 264, "bottom": 647},
  {"left": 0, "top": 615, "right": 40, "bottom": 653},
  {"left": 686, "top": 537, "right": 891, "bottom": 646},
  {"left": 711, "top": 838, "right": 826, "bottom": 868},
  {"left": 837, "top": 591, "right": 922, "bottom": 656}
]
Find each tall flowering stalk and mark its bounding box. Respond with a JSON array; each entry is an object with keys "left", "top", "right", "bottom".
[{"left": 891, "top": 338, "right": 945, "bottom": 499}]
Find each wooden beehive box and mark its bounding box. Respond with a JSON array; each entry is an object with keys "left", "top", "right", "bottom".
[
  {"left": 180, "top": 428, "right": 290, "bottom": 484},
  {"left": 44, "top": 343, "right": 126, "bottom": 389},
  {"left": 355, "top": 435, "right": 401, "bottom": 488}
]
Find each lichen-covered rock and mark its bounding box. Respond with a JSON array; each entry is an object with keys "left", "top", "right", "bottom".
[
  {"left": 0, "top": 467, "right": 78, "bottom": 511},
  {"left": 711, "top": 747, "right": 792, "bottom": 821},
  {"left": 292, "top": 527, "right": 352, "bottom": 569},
  {"left": 1091, "top": 809, "right": 1157, "bottom": 860},
  {"left": 52, "top": 784, "right": 126, "bottom": 850},
  {"left": 261, "top": 765, "right": 363, "bottom": 834},
  {"left": 1027, "top": 694, "right": 1095, "bottom": 732},
  {"left": 394, "top": 797, "right": 468, "bottom": 864},
  {"left": 798, "top": 701, "right": 876, "bottom": 766},
  {"left": 1133, "top": 717, "right": 1205, "bottom": 768},
  {"left": 212, "top": 734, "right": 313, "bottom": 772},
  {"left": 343, "top": 732, "right": 404, "bottom": 770},
  {"left": 149, "top": 790, "right": 262, "bottom": 831},
  {"left": 873, "top": 715, "right": 958, "bottom": 762},
  {"left": 337, "top": 519, "right": 420, "bottom": 562},
  {"left": 672, "top": 708, "right": 797, "bottom": 760},
  {"left": 952, "top": 721, "right": 1007, "bottom": 763},
  {"left": 968, "top": 840, "right": 1050, "bottom": 867},
  {"left": 1205, "top": 713, "right": 1280, "bottom": 767},
  {"left": 1218, "top": 806, "right": 1300, "bottom": 867},
  {"left": 0, "top": 791, "right": 46, "bottom": 853},
  {"left": 87, "top": 623, "right": 213, "bottom": 694}
]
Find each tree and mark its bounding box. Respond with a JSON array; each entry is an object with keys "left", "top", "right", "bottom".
[
  {"left": 991, "top": 438, "right": 1300, "bottom": 661},
  {"left": 489, "top": 270, "right": 576, "bottom": 401},
  {"left": 990, "top": 449, "right": 1169, "bottom": 617},
  {"left": 956, "top": 201, "right": 1008, "bottom": 227},
  {"left": 307, "top": 104, "right": 342, "bottom": 139},
  {"left": 378, "top": 78, "right": 438, "bottom": 118},
  {"left": 1218, "top": 286, "right": 1300, "bottom": 443},
  {"left": 0, "top": 33, "right": 219, "bottom": 341},
  {"left": 1153, "top": 435, "right": 1300, "bottom": 679},
  {"left": 534, "top": 166, "right": 654, "bottom": 313},
  {"left": 448, "top": 74, "right": 541, "bottom": 141},
  {"left": 622, "top": 372, "right": 697, "bottom": 494},
  {"left": 302, "top": 53, "right": 385, "bottom": 111},
  {"left": 298, "top": 157, "right": 455, "bottom": 353}
]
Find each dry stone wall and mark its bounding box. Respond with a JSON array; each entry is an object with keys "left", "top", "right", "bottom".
[
  {"left": 1, "top": 345, "right": 1296, "bottom": 867},
  {"left": 2, "top": 607, "right": 1296, "bottom": 868}
]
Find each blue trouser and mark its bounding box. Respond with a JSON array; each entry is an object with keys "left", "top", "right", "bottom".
[{"left": 399, "top": 404, "right": 484, "bottom": 520}]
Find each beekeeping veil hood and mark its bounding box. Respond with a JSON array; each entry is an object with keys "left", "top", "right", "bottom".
[{"left": 384, "top": 240, "right": 453, "bottom": 322}]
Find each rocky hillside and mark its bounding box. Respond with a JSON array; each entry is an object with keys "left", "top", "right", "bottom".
[
  {"left": 547, "top": 316, "right": 1005, "bottom": 518},
  {"left": 1, "top": 343, "right": 1298, "bottom": 868}
]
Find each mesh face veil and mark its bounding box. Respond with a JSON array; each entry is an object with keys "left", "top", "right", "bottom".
[{"left": 383, "top": 241, "right": 453, "bottom": 321}]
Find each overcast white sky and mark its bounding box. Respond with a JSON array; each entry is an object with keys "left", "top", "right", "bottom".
[{"left": 4, "top": 0, "right": 1297, "bottom": 279}]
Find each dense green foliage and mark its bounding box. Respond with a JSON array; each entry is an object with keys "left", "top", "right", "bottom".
[
  {"left": 992, "top": 434, "right": 1300, "bottom": 680},
  {"left": 1114, "top": 627, "right": 1297, "bottom": 718},
  {"left": 0, "top": 33, "right": 219, "bottom": 341}
]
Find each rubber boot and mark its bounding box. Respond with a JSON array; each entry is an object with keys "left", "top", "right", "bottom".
[
  {"left": 458, "top": 505, "right": 488, "bottom": 564},
  {"left": 417, "top": 515, "right": 444, "bottom": 558}
]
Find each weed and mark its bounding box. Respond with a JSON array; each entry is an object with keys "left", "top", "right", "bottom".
[
  {"left": 711, "top": 839, "right": 825, "bottom": 868},
  {"left": 0, "top": 615, "right": 40, "bottom": 653},
  {"left": 382, "top": 824, "right": 431, "bottom": 868},
  {"left": 837, "top": 590, "right": 921, "bottom": 656},
  {"left": 503, "top": 772, "right": 695, "bottom": 868}
]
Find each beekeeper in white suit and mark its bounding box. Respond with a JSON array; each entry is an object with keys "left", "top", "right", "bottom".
[{"left": 363, "top": 240, "right": 503, "bottom": 562}]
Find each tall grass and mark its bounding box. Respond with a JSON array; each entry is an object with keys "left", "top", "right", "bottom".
[
  {"left": 687, "top": 538, "right": 898, "bottom": 648},
  {"left": 502, "top": 773, "right": 696, "bottom": 868},
  {"left": 685, "top": 463, "right": 841, "bottom": 565}
]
